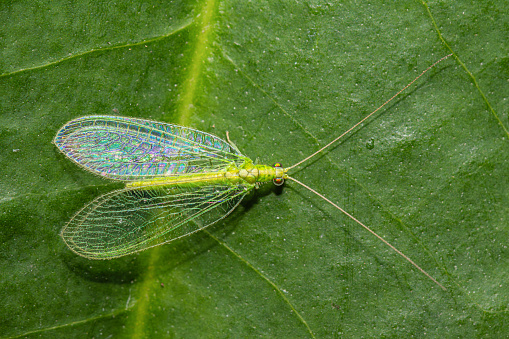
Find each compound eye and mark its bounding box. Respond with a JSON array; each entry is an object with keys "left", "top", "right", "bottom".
[
  {"left": 273, "top": 177, "right": 284, "bottom": 186},
  {"left": 272, "top": 178, "right": 285, "bottom": 186}
]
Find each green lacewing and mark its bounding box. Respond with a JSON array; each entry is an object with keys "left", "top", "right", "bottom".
[{"left": 54, "top": 54, "right": 452, "bottom": 290}]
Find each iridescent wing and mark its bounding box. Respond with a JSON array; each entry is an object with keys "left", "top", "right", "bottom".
[
  {"left": 53, "top": 116, "right": 245, "bottom": 181},
  {"left": 61, "top": 183, "right": 250, "bottom": 259}
]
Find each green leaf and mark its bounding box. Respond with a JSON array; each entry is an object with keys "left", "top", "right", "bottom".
[{"left": 1, "top": 0, "right": 508, "bottom": 337}]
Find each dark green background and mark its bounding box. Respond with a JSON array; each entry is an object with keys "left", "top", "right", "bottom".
[{"left": 1, "top": 0, "right": 508, "bottom": 337}]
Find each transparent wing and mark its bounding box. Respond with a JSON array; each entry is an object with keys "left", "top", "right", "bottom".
[
  {"left": 53, "top": 116, "right": 245, "bottom": 180},
  {"left": 61, "top": 183, "right": 250, "bottom": 259}
]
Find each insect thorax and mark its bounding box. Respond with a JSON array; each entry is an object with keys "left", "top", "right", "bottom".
[{"left": 226, "top": 160, "right": 280, "bottom": 185}]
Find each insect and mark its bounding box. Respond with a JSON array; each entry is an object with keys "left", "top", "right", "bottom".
[{"left": 54, "top": 54, "right": 452, "bottom": 290}]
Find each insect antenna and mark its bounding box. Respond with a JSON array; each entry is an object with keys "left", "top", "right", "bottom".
[
  {"left": 286, "top": 176, "right": 447, "bottom": 290},
  {"left": 284, "top": 54, "right": 454, "bottom": 290},
  {"left": 286, "top": 54, "right": 453, "bottom": 171}
]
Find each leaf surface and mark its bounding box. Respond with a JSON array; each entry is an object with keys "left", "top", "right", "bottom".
[{"left": 1, "top": 0, "right": 508, "bottom": 337}]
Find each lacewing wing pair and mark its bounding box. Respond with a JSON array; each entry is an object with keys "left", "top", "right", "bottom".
[{"left": 54, "top": 54, "right": 452, "bottom": 290}]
